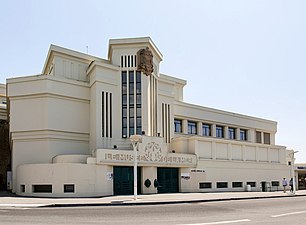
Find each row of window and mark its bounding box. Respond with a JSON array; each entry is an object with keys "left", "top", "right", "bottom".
[
  {"left": 175, "top": 119, "right": 272, "bottom": 144},
  {"left": 21, "top": 184, "right": 75, "bottom": 193},
  {"left": 175, "top": 119, "right": 248, "bottom": 141},
  {"left": 199, "top": 181, "right": 280, "bottom": 189}
]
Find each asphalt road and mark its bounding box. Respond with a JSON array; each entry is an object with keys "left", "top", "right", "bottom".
[{"left": 0, "top": 197, "right": 306, "bottom": 225}]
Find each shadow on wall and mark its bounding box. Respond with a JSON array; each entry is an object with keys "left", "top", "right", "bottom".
[{"left": 0, "top": 120, "right": 10, "bottom": 190}]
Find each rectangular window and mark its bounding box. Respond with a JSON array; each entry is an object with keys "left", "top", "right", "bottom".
[
  {"left": 264, "top": 132, "right": 270, "bottom": 144},
  {"left": 232, "top": 182, "right": 243, "bottom": 188},
  {"left": 216, "top": 126, "right": 224, "bottom": 138},
  {"left": 271, "top": 181, "right": 279, "bottom": 187},
  {"left": 64, "top": 184, "right": 75, "bottom": 193},
  {"left": 199, "top": 182, "right": 212, "bottom": 189},
  {"left": 20, "top": 185, "right": 25, "bottom": 193},
  {"left": 228, "top": 127, "right": 236, "bottom": 139},
  {"left": 33, "top": 185, "right": 52, "bottom": 193},
  {"left": 202, "top": 124, "right": 211, "bottom": 136},
  {"left": 256, "top": 131, "right": 262, "bottom": 143},
  {"left": 240, "top": 129, "right": 247, "bottom": 141},
  {"left": 188, "top": 121, "right": 197, "bottom": 134},
  {"left": 174, "top": 119, "right": 182, "bottom": 133},
  {"left": 247, "top": 182, "right": 256, "bottom": 187},
  {"left": 217, "top": 182, "right": 228, "bottom": 188}
]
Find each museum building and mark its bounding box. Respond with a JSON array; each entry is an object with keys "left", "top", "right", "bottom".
[{"left": 6, "top": 37, "right": 295, "bottom": 197}]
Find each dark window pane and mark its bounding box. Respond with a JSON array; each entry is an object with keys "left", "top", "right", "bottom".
[
  {"left": 136, "top": 71, "right": 141, "bottom": 82},
  {"left": 64, "top": 184, "right": 75, "bottom": 193},
  {"left": 122, "top": 84, "right": 127, "bottom": 94},
  {"left": 129, "top": 95, "right": 134, "bottom": 105},
  {"left": 129, "top": 118, "right": 134, "bottom": 127},
  {"left": 136, "top": 127, "right": 142, "bottom": 135},
  {"left": 216, "top": 126, "right": 224, "bottom": 138},
  {"left": 136, "top": 94, "right": 141, "bottom": 104},
  {"left": 136, "top": 82, "right": 141, "bottom": 94},
  {"left": 202, "top": 124, "right": 211, "bottom": 136},
  {"left": 122, "top": 107, "right": 127, "bottom": 117},
  {"left": 129, "top": 71, "right": 134, "bottom": 82},
  {"left": 217, "top": 182, "right": 228, "bottom": 188},
  {"left": 136, "top": 118, "right": 141, "bottom": 127},
  {"left": 129, "top": 127, "right": 134, "bottom": 135},
  {"left": 228, "top": 127, "right": 236, "bottom": 139},
  {"left": 247, "top": 182, "right": 256, "bottom": 187},
  {"left": 240, "top": 129, "right": 247, "bottom": 141},
  {"left": 136, "top": 107, "right": 141, "bottom": 117},
  {"left": 174, "top": 119, "right": 182, "bottom": 133},
  {"left": 129, "top": 83, "right": 134, "bottom": 94},
  {"left": 264, "top": 132, "right": 270, "bottom": 144},
  {"left": 129, "top": 108, "right": 134, "bottom": 117},
  {"left": 122, "top": 95, "right": 127, "bottom": 106},
  {"left": 188, "top": 121, "right": 197, "bottom": 134},
  {"left": 122, "top": 71, "right": 127, "bottom": 84},
  {"left": 232, "top": 182, "right": 243, "bottom": 188},
  {"left": 199, "top": 182, "right": 212, "bottom": 189},
  {"left": 122, "top": 118, "right": 127, "bottom": 127}
]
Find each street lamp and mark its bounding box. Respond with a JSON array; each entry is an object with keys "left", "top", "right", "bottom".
[
  {"left": 130, "top": 135, "right": 142, "bottom": 200},
  {"left": 289, "top": 150, "right": 299, "bottom": 194}
]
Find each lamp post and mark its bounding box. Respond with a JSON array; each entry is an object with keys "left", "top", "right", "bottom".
[
  {"left": 289, "top": 150, "right": 299, "bottom": 195},
  {"left": 130, "top": 135, "right": 142, "bottom": 200}
]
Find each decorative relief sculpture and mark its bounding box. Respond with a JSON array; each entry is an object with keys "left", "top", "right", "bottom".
[
  {"left": 137, "top": 47, "right": 153, "bottom": 76},
  {"left": 144, "top": 142, "right": 162, "bottom": 162}
]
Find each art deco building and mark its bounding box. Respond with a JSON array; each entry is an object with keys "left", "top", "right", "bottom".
[{"left": 6, "top": 37, "right": 293, "bottom": 197}]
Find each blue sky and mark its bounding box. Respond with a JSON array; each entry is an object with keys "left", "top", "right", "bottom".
[{"left": 1, "top": 0, "right": 306, "bottom": 162}]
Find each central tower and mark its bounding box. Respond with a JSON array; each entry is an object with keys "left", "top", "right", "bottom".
[{"left": 108, "top": 37, "right": 163, "bottom": 138}]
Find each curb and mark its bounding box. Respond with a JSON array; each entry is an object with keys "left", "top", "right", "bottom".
[{"left": 38, "top": 193, "right": 306, "bottom": 208}]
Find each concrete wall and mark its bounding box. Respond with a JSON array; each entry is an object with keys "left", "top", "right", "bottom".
[{"left": 16, "top": 163, "right": 112, "bottom": 197}]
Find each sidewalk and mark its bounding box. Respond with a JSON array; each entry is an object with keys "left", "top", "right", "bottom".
[{"left": 1, "top": 190, "right": 306, "bottom": 208}]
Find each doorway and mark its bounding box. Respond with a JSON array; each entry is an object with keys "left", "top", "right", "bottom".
[
  {"left": 113, "top": 166, "right": 141, "bottom": 195},
  {"left": 157, "top": 167, "right": 179, "bottom": 193}
]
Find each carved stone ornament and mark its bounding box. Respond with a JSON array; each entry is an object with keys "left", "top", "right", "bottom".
[{"left": 137, "top": 47, "right": 153, "bottom": 76}]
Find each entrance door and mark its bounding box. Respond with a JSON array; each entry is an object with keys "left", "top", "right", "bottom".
[
  {"left": 157, "top": 167, "right": 179, "bottom": 193},
  {"left": 113, "top": 166, "right": 141, "bottom": 195},
  {"left": 261, "top": 181, "right": 266, "bottom": 192}
]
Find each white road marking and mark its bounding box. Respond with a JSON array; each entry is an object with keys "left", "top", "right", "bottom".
[
  {"left": 177, "top": 219, "right": 251, "bottom": 225},
  {"left": 271, "top": 210, "right": 306, "bottom": 218}
]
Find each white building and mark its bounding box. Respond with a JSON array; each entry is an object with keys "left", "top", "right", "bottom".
[{"left": 7, "top": 37, "right": 294, "bottom": 197}]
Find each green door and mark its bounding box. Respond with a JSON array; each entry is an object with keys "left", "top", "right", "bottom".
[
  {"left": 113, "top": 166, "right": 141, "bottom": 195},
  {"left": 157, "top": 167, "right": 179, "bottom": 193}
]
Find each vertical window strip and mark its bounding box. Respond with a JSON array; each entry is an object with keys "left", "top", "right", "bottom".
[
  {"left": 167, "top": 104, "right": 170, "bottom": 143},
  {"left": 162, "top": 103, "right": 164, "bottom": 139},
  {"left": 128, "top": 55, "right": 130, "bottom": 67},
  {"left": 121, "top": 56, "right": 123, "bottom": 67},
  {"left": 124, "top": 56, "right": 127, "bottom": 68},
  {"left": 109, "top": 93, "right": 113, "bottom": 138},
  {"left": 106, "top": 92, "right": 109, "bottom": 138},
  {"left": 101, "top": 92, "right": 104, "bottom": 137}
]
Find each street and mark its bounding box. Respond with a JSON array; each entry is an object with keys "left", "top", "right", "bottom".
[{"left": 0, "top": 197, "right": 306, "bottom": 225}]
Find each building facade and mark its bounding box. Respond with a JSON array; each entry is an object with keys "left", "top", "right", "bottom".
[{"left": 7, "top": 37, "right": 294, "bottom": 197}]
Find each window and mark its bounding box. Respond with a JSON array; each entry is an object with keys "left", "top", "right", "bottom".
[
  {"left": 33, "top": 185, "right": 52, "bottom": 193},
  {"left": 216, "top": 126, "right": 224, "bottom": 138},
  {"left": 64, "top": 184, "right": 75, "bottom": 193},
  {"left": 232, "top": 182, "right": 243, "bottom": 188},
  {"left": 199, "top": 182, "right": 212, "bottom": 189},
  {"left": 240, "top": 129, "right": 247, "bottom": 141},
  {"left": 202, "top": 124, "right": 211, "bottom": 136},
  {"left": 188, "top": 121, "right": 197, "bottom": 134},
  {"left": 217, "top": 182, "right": 228, "bottom": 188},
  {"left": 228, "top": 127, "right": 236, "bottom": 139},
  {"left": 121, "top": 70, "right": 142, "bottom": 137},
  {"left": 271, "top": 181, "right": 279, "bottom": 187},
  {"left": 174, "top": 119, "right": 182, "bottom": 133},
  {"left": 264, "top": 132, "right": 270, "bottom": 144},
  {"left": 256, "top": 131, "right": 262, "bottom": 143},
  {"left": 247, "top": 182, "right": 256, "bottom": 187},
  {"left": 20, "top": 185, "right": 25, "bottom": 193}
]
